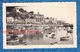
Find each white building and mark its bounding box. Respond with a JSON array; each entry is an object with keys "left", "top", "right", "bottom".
[
  {"left": 7, "top": 17, "right": 14, "bottom": 23},
  {"left": 34, "top": 12, "right": 44, "bottom": 24}
]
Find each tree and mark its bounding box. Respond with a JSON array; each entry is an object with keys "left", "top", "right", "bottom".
[
  {"left": 46, "top": 17, "right": 49, "bottom": 19},
  {"left": 10, "top": 8, "right": 19, "bottom": 19},
  {"left": 29, "top": 11, "right": 34, "bottom": 15},
  {"left": 19, "top": 8, "right": 25, "bottom": 12}
]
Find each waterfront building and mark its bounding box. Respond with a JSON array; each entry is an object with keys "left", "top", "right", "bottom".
[{"left": 34, "top": 12, "right": 44, "bottom": 24}]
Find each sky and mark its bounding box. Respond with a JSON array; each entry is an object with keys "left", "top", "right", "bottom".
[{"left": 15, "top": 2, "right": 76, "bottom": 24}]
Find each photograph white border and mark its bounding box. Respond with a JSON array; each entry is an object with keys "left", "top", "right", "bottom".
[{"left": 3, "top": 2, "right": 77, "bottom": 49}]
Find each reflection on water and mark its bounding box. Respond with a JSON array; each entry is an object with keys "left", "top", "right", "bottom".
[
  {"left": 22, "top": 29, "right": 73, "bottom": 45},
  {"left": 23, "top": 32, "right": 43, "bottom": 41},
  {"left": 7, "top": 27, "right": 73, "bottom": 45}
]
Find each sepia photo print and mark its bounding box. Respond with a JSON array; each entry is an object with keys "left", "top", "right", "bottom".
[{"left": 3, "top": 2, "right": 77, "bottom": 49}]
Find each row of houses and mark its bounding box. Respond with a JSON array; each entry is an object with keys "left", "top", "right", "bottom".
[
  {"left": 7, "top": 15, "right": 58, "bottom": 26},
  {"left": 6, "top": 7, "right": 58, "bottom": 25}
]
